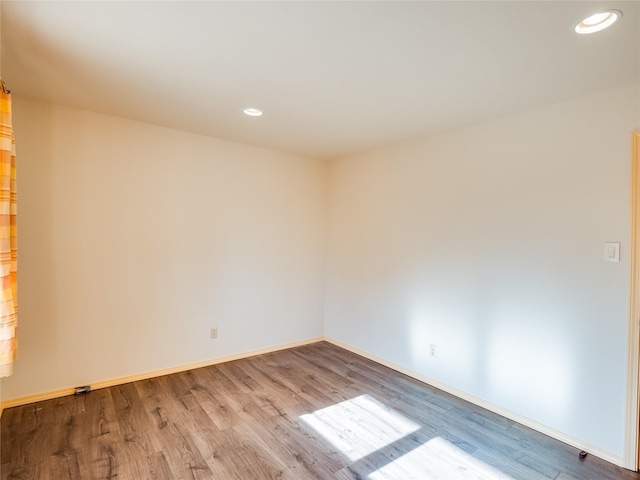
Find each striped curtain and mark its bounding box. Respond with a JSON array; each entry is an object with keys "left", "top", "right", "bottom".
[{"left": 0, "top": 79, "right": 17, "bottom": 378}]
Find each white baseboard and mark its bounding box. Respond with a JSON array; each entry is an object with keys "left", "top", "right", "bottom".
[
  {"left": 323, "top": 336, "right": 627, "bottom": 469},
  {"left": 0, "top": 337, "right": 324, "bottom": 410}
]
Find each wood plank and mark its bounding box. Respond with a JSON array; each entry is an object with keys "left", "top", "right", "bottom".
[{"left": 2, "top": 341, "right": 639, "bottom": 480}]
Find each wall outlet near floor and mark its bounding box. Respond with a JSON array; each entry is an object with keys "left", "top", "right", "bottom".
[
  {"left": 210, "top": 327, "right": 218, "bottom": 339},
  {"left": 429, "top": 344, "right": 437, "bottom": 357}
]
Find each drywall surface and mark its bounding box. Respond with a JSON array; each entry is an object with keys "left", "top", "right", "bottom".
[
  {"left": 3, "top": 98, "right": 327, "bottom": 400},
  {"left": 325, "top": 83, "right": 639, "bottom": 458}
]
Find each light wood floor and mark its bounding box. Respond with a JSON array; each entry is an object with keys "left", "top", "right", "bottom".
[{"left": 1, "top": 341, "right": 638, "bottom": 479}]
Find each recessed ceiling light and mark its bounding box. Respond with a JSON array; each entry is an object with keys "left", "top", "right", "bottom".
[
  {"left": 243, "top": 108, "right": 263, "bottom": 117},
  {"left": 575, "top": 10, "right": 622, "bottom": 34}
]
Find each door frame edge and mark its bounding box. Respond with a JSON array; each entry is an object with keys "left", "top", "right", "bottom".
[{"left": 625, "top": 130, "right": 640, "bottom": 471}]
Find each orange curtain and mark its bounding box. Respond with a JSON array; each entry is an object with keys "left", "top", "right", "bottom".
[{"left": 0, "top": 79, "right": 17, "bottom": 378}]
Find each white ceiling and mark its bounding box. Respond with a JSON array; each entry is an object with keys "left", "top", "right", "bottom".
[{"left": 1, "top": 1, "right": 638, "bottom": 160}]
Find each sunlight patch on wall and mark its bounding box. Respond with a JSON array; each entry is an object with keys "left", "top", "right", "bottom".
[
  {"left": 487, "top": 313, "right": 572, "bottom": 419},
  {"left": 407, "top": 302, "right": 476, "bottom": 379},
  {"left": 299, "top": 394, "right": 420, "bottom": 461},
  {"left": 368, "top": 437, "right": 513, "bottom": 480}
]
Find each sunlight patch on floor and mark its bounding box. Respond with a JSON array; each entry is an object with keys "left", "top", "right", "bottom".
[
  {"left": 368, "top": 436, "right": 514, "bottom": 480},
  {"left": 299, "top": 394, "right": 420, "bottom": 461}
]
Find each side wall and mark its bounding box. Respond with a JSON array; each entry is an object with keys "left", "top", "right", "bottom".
[
  {"left": 2, "top": 97, "right": 327, "bottom": 400},
  {"left": 325, "top": 83, "right": 640, "bottom": 460}
]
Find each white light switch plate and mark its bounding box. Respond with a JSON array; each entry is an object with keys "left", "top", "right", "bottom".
[{"left": 603, "top": 242, "right": 620, "bottom": 262}]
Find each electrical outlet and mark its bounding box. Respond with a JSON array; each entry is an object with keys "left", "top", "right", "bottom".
[
  {"left": 429, "top": 344, "right": 437, "bottom": 357},
  {"left": 210, "top": 327, "right": 218, "bottom": 339}
]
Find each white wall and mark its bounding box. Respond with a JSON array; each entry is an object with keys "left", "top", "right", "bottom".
[
  {"left": 2, "top": 97, "right": 327, "bottom": 400},
  {"left": 325, "top": 83, "right": 639, "bottom": 459}
]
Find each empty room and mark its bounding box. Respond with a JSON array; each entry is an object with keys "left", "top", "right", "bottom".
[{"left": 1, "top": 1, "right": 639, "bottom": 479}]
